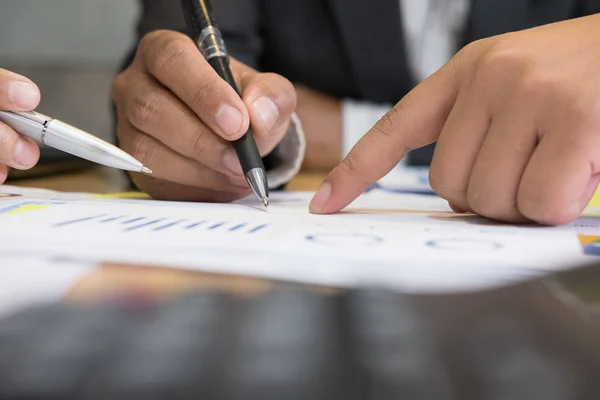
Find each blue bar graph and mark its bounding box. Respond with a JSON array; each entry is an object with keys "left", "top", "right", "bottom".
[
  {"left": 125, "top": 218, "right": 165, "bottom": 232},
  {"left": 154, "top": 219, "right": 186, "bottom": 231},
  {"left": 52, "top": 212, "right": 269, "bottom": 235}
]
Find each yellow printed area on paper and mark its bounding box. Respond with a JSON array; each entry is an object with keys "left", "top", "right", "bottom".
[
  {"left": 91, "top": 192, "right": 151, "bottom": 200},
  {"left": 3, "top": 204, "right": 53, "bottom": 215}
]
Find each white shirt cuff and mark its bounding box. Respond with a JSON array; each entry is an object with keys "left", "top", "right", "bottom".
[{"left": 265, "top": 112, "right": 306, "bottom": 188}]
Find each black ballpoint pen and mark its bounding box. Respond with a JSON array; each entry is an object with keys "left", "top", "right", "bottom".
[{"left": 180, "top": 0, "right": 269, "bottom": 207}]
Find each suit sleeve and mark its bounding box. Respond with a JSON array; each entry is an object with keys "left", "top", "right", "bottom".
[
  {"left": 115, "top": 0, "right": 305, "bottom": 191},
  {"left": 575, "top": 0, "right": 600, "bottom": 15}
]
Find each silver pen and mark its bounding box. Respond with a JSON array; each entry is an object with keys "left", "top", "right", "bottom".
[{"left": 0, "top": 110, "right": 152, "bottom": 174}]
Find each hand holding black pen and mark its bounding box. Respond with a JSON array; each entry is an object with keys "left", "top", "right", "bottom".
[{"left": 180, "top": 0, "right": 269, "bottom": 207}]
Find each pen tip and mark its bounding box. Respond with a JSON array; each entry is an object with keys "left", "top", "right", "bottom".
[
  {"left": 141, "top": 166, "right": 153, "bottom": 175},
  {"left": 262, "top": 197, "right": 269, "bottom": 208}
]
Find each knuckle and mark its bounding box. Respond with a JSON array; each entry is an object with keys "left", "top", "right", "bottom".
[
  {"left": 128, "top": 132, "right": 154, "bottom": 166},
  {"left": 428, "top": 161, "right": 468, "bottom": 209},
  {"left": 111, "top": 73, "right": 126, "bottom": 101},
  {"left": 517, "top": 197, "right": 550, "bottom": 224},
  {"left": 144, "top": 33, "right": 189, "bottom": 77},
  {"left": 258, "top": 73, "right": 297, "bottom": 116},
  {"left": 374, "top": 106, "right": 405, "bottom": 139},
  {"left": 428, "top": 168, "right": 447, "bottom": 197},
  {"left": 471, "top": 42, "right": 526, "bottom": 86},
  {"left": 517, "top": 191, "right": 574, "bottom": 225},
  {"left": 336, "top": 152, "right": 370, "bottom": 187},
  {"left": 466, "top": 186, "right": 490, "bottom": 216},
  {"left": 187, "top": 131, "right": 211, "bottom": 159},
  {"left": 563, "top": 88, "right": 600, "bottom": 126},
  {"left": 456, "top": 40, "right": 481, "bottom": 61},
  {"left": 516, "top": 187, "right": 552, "bottom": 224},
  {"left": 128, "top": 89, "right": 163, "bottom": 128},
  {"left": 190, "top": 78, "right": 220, "bottom": 108},
  {"left": 429, "top": 169, "right": 460, "bottom": 205},
  {"left": 514, "top": 70, "right": 548, "bottom": 102}
]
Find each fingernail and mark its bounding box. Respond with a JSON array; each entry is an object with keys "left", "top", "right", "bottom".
[
  {"left": 252, "top": 96, "right": 279, "bottom": 131},
  {"left": 215, "top": 104, "right": 244, "bottom": 137},
  {"left": 7, "top": 81, "right": 40, "bottom": 109},
  {"left": 13, "top": 139, "right": 38, "bottom": 168},
  {"left": 223, "top": 150, "right": 243, "bottom": 175},
  {"left": 309, "top": 181, "right": 332, "bottom": 214}
]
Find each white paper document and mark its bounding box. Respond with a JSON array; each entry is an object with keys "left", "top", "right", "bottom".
[{"left": 0, "top": 184, "right": 597, "bottom": 294}]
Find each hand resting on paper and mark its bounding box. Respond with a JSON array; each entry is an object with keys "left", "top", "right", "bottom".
[
  {"left": 0, "top": 68, "right": 41, "bottom": 183},
  {"left": 310, "top": 14, "right": 600, "bottom": 225},
  {"left": 112, "top": 30, "right": 297, "bottom": 202}
]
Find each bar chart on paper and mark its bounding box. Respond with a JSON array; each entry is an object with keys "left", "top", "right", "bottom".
[
  {"left": 52, "top": 212, "right": 270, "bottom": 235},
  {"left": 0, "top": 187, "right": 594, "bottom": 294}
]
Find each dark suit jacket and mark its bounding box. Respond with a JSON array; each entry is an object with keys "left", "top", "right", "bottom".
[{"left": 129, "top": 0, "right": 600, "bottom": 165}]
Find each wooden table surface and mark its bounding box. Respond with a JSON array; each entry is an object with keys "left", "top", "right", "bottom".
[{"left": 8, "top": 167, "right": 328, "bottom": 302}]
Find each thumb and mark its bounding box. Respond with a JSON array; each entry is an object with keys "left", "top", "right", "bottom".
[
  {"left": 309, "top": 58, "right": 462, "bottom": 214},
  {"left": 0, "top": 69, "right": 40, "bottom": 111}
]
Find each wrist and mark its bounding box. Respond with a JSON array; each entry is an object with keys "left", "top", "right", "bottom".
[{"left": 295, "top": 85, "right": 343, "bottom": 171}]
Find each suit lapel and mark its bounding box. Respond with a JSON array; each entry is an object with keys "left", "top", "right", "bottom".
[
  {"left": 328, "top": 0, "right": 412, "bottom": 103},
  {"left": 466, "top": 0, "right": 577, "bottom": 42}
]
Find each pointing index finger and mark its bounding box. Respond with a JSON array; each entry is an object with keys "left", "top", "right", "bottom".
[{"left": 309, "top": 59, "right": 461, "bottom": 214}]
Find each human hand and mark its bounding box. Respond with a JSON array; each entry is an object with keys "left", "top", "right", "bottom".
[
  {"left": 310, "top": 14, "right": 600, "bottom": 225},
  {"left": 112, "top": 30, "right": 296, "bottom": 202},
  {"left": 295, "top": 85, "right": 342, "bottom": 171},
  {"left": 0, "top": 69, "right": 41, "bottom": 183}
]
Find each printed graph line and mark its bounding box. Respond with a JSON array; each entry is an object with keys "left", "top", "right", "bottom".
[
  {"left": 209, "top": 222, "right": 226, "bottom": 230},
  {"left": 186, "top": 221, "right": 206, "bottom": 230},
  {"left": 154, "top": 219, "right": 187, "bottom": 231},
  {"left": 249, "top": 224, "right": 268, "bottom": 233},
  {"left": 54, "top": 214, "right": 108, "bottom": 227},
  {"left": 125, "top": 218, "right": 165, "bottom": 232},
  {"left": 100, "top": 215, "right": 128, "bottom": 223},
  {"left": 123, "top": 217, "right": 146, "bottom": 225},
  {"left": 229, "top": 223, "right": 247, "bottom": 231},
  {"left": 51, "top": 212, "right": 269, "bottom": 235}
]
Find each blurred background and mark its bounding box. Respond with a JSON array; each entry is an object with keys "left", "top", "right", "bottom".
[{"left": 0, "top": 0, "right": 140, "bottom": 143}]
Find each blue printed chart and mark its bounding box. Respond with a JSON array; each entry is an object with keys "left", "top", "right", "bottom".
[{"left": 53, "top": 213, "right": 270, "bottom": 235}]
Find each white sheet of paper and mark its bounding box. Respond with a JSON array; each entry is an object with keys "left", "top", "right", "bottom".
[{"left": 0, "top": 184, "right": 596, "bottom": 294}]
